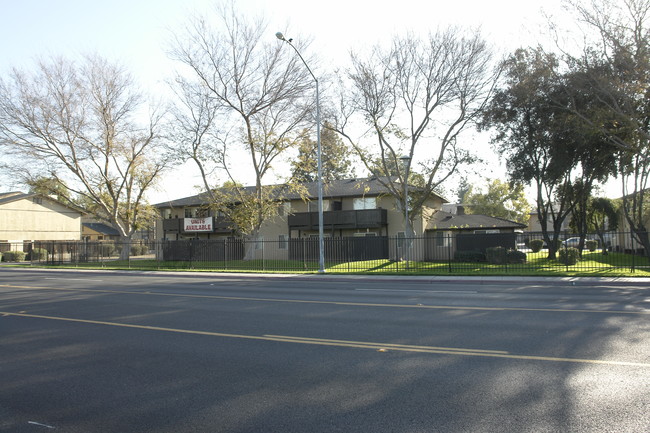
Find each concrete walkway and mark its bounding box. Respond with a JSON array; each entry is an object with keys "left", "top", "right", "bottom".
[{"left": 3, "top": 265, "right": 649, "bottom": 286}]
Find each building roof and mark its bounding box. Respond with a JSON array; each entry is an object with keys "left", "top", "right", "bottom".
[
  {"left": 82, "top": 222, "right": 120, "bottom": 236},
  {"left": 0, "top": 191, "right": 85, "bottom": 214},
  {"left": 154, "top": 177, "right": 448, "bottom": 209},
  {"left": 426, "top": 211, "right": 527, "bottom": 231}
]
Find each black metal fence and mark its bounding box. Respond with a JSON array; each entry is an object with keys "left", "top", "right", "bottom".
[{"left": 1, "top": 231, "right": 647, "bottom": 274}]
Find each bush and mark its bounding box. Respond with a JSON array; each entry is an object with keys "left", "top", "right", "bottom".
[
  {"left": 585, "top": 240, "right": 598, "bottom": 252},
  {"left": 99, "top": 242, "right": 115, "bottom": 256},
  {"left": 130, "top": 244, "right": 148, "bottom": 256},
  {"left": 558, "top": 247, "right": 580, "bottom": 266},
  {"left": 3, "top": 251, "right": 26, "bottom": 262},
  {"left": 529, "top": 239, "right": 544, "bottom": 253},
  {"left": 28, "top": 248, "right": 48, "bottom": 260},
  {"left": 454, "top": 250, "right": 486, "bottom": 262},
  {"left": 486, "top": 247, "right": 507, "bottom": 264},
  {"left": 507, "top": 249, "right": 527, "bottom": 264}
]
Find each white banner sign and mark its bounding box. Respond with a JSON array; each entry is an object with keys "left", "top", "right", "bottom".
[{"left": 183, "top": 217, "right": 213, "bottom": 232}]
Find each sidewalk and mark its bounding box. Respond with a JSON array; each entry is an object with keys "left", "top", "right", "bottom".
[{"left": 3, "top": 265, "right": 649, "bottom": 286}]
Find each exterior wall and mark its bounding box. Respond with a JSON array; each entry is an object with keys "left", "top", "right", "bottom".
[
  {"left": 0, "top": 197, "right": 81, "bottom": 241},
  {"left": 154, "top": 193, "right": 446, "bottom": 253},
  {"left": 526, "top": 213, "right": 571, "bottom": 232}
]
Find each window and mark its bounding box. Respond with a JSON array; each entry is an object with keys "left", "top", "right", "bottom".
[
  {"left": 353, "top": 197, "right": 376, "bottom": 210},
  {"left": 435, "top": 231, "right": 451, "bottom": 247},
  {"left": 162, "top": 209, "right": 172, "bottom": 219},
  {"left": 308, "top": 200, "right": 330, "bottom": 212},
  {"left": 397, "top": 231, "right": 405, "bottom": 248},
  {"left": 278, "top": 234, "right": 288, "bottom": 250},
  {"left": 278, "top": 202, "right": 291, "bottom": 217},
  {"left": 474, "top": 229, "right": 500, "bottom": 234},
  {"left": 354, "top": 232, "right": 377, "bottom": 237},
  {"left": 32, "top": 197, "right": 43, "bottom": 205},
  {"left": 184, "top": 208, "right": 198, "bottom": 218}
]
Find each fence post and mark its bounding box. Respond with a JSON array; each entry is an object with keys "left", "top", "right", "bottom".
[
  {"left": 631, "top": 232, "right": 636, "bottom": 273},
  {"left": 448, "top": 233, "right": 452, "bottom": 274}
]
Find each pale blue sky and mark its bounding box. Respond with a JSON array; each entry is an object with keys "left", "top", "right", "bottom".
[
  {"left": 6, "top": 0, "right": 612, "bottom": 202},
  {"left": 0, "top": 0, "right": 562, "bottom": 92}
]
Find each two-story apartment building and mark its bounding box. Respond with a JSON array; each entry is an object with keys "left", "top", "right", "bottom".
[{"left": 153, "top": 177, "right": 447, "bottom": 261}]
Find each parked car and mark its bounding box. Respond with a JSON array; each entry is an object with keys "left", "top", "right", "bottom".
[{"left": 562, "top": 237, "right": 596, "bottom": 248}]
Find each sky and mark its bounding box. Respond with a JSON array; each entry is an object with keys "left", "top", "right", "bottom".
[{"left": 2, "top": 0, "right": 622, "bottom": 203}]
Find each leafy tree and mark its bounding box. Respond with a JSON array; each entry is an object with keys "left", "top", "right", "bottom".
[
  {"left": 289, "top": 124, "right": 355, "bottom": 183},
  {"left": 463, "top": 179, "right": 531, "bottom": 224},
  {"left": 0, "top": 55, "right": 168, "bottom": 257},
  {"left": 586, "top": 197, "right": 619, "bottom": 254},
  {"left": 481, "top": 48, "right": 575, "bottom": 258},
  {"left": 557, "top": 0, "right": 650, "bottom": 260}
]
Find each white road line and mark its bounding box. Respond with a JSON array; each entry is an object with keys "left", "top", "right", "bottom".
[
  {"left": 355, "top": 288, "right": 477, "bottom": 294},
  {"left": 44, "top": 278, "right": 103, "bottom": 282},
  {"left": 28, "top": 421, "right": 55, "bottom": 429}
]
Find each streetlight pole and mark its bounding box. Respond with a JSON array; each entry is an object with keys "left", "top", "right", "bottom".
[
  {"left": 399, "top": 155, "right": 411, "bottom": 268},
  {"left": 276, "top": 32, "right": 325, "bottom": 273}
]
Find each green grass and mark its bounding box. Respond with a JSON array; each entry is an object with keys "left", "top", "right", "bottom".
[{"left": 21, "top": 250, "right": 650, "bottom": 277}]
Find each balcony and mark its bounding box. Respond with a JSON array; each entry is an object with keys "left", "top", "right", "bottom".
[
  {"left": 161, "top": 217, "right": 233, "bottom": 234},
  {"left": 288, "top": 209, "right": 387, "bottom": 230}
]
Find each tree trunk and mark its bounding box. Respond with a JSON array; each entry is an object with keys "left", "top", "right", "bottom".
[{"left": 119, "top": 236, "right": 131, "bottom": 261}]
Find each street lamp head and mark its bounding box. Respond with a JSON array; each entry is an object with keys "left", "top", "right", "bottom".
[
  {"left": 275, "top": 32, "right": 285, "bottom": 41},
  {"left": 399, "top": 155, "right": 411, "bottom": 165}
]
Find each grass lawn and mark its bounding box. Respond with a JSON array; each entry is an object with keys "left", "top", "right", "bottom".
[{"left": 21, "top": 250, "right": 650, "bottom": 277}]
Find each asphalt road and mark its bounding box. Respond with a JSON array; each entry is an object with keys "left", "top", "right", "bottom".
[{"left": 1, "top": 269, "right": 649, "bottom": 432}]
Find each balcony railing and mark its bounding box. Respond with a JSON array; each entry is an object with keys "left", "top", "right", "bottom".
[{"left": 288, "top": 209, "right": 388, "bottom": 230}]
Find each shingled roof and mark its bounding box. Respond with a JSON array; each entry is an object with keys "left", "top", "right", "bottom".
[
  {"left": 426, "top": 211, "right": 527, "bottom": 231},
  {"left": 153, "top": 177, "right": 448, "bottom": 208}
]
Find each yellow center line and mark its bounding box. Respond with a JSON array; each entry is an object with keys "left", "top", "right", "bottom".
[
  {"left": 2, "top": 310, "right": 649, "bottom": 368},
  {"left": 0, "top": 283, "right": 648, "bottom": 315}
]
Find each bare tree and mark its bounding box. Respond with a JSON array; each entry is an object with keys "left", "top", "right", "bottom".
[
  {"left": 0, "top": 55, "right": 168, "bottom": 257},
  {"left": 168, "top": 4, "right": 313, "bottom": 256},
  {"left": 330, "top": 29, "right": 500, "bottom": 234}
]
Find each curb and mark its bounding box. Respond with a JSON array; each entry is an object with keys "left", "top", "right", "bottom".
[{"left": 2, "top": 266, "right": 649, "bottom": 287}]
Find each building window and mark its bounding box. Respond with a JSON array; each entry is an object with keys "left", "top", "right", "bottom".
[
  {"left": 474, "top": 229, "right": 500, "bottom": 234},
  {"left": 162, "top": 209, "right": 172, "bottom": 219},
  {"left": 278, "top": 234, "right": 288, "bottom": 249},
  {"left": 397, "top": 231, "right": 405, "bottom": 248},
  {"left": 353, "top": 197, "right": 376, "bottom": 210},
  {"left": 354, "top": 232, "right": 377, "bottom": 237},
  {"left": 308, "top": 200, "right": 330, "bottom": 212},
  {"left": 32, "top": 197, "right": 43, "bottom": 204},
  {"left": 278, "top": 202, "right": 291, "bottom": 217},
  {"left": 435, "top": 231, "right": 451, "bottom": 247},
  {"left": 184, "top": 208, "right": 197, "bottom": 218}
]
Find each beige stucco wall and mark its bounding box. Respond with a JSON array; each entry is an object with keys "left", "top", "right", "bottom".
[{"left": 0, "top": 197, "right": 82, "bottom": 241}]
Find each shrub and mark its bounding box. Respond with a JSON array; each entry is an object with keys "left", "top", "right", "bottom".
[
  {"left": 28, "top": 248, "right": 48, "bottom": 260},
  {"left": 529, "top": 239, "right": 544, "bottom": 253},
  {"left": 486, "top": 247, "right": 507, "bottom": 264},
  {"left": 99, "top": 242, "right": 115, "bottom": 256},
  {"left": 507, "top": 249, "right": 527, "bottom": 264},
  {"left": 558, "top": 247, "right": 580, "bottom": 266},
  {"left": 453, "top": 250, "right": 486, "bottom": 262},
  {"left": 585, "top": 240, "right": 598, "bottom": 252},
  {"left": 3, "top": 251, "right": 26, "bottom": 262},
  {"left": 130, "top": 244, "right": 148, "bottom": 256}
]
